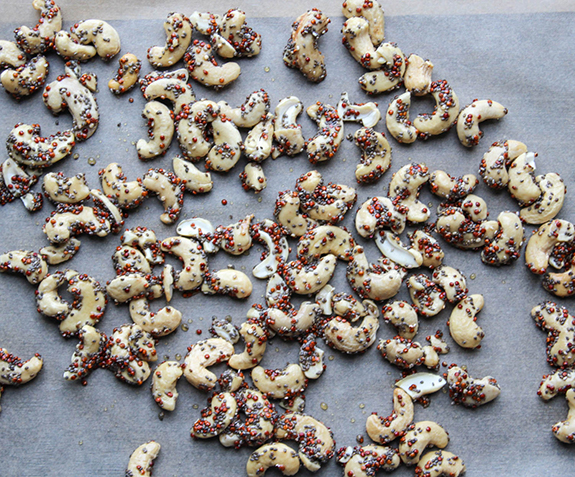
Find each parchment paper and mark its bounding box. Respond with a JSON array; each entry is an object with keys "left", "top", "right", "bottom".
[{"left": 1, "top": 1, "right": 574, "bottom": 476}]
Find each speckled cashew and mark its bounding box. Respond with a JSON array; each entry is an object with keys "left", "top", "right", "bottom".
[
  {"left": 538, "top": 368, "right": 575, "bottom": 400},
  {"left": 272, "top": 96, "right": 305, "bottom": 158},
  {"left": 0, "top": 249, "right": 47, "bottom": 284},
  {"left": 353, "top": 127, "right": 391, "bottom": 184},
  {"left": 448, "top": 295, "right": 485, "bottom": 349},
  {"left": 305, "top": 102, "right": 344, "bottom": 164},
  {"left": 123, "top": 227, "right": 164, "bottom": 266},
  {"left": 142, "top": 169, "right": 184, "bottom": 224},
  {"left": 413, "top": 80, "right": 459, "bottom": 139},
  {"left": 275, "top": 412, "right": 335, "bottom": 472},
  {"left": 113, "top": 245, "right": 151, "bottom": 275},
  {"left": 342, "top": 0, "right": 385, "bottom": 45},
  {"left": 246, "top": 443, "right": 300, "bottom": 477},
  {"left": 266, "top": 302, "right": 321, "bottom": 338},
  {"left": 210, "top": 317, "right": 239, "bottom": 344},
  {"left": 376, "top": 231, "right": 423, "bottom": 269},
  {"left": 265, "top": 273, "right": 291, "bottom": 307},
  {"left": 40, "top": 238, "right": 81, "bottom": 265},
  {"left": 482, "top": 211, "right": 524, "bottom": 266},
  {"left": 366, "top": 388, "right": 413, "bottom": 444},
  {"left": 283, "top": 9, "right": 330, "bottom": 83},
  {"left": 106, "top": 273, "right": 162, "bottom": 303},
  {"left": 205, "top": 115, "right": 242, "bottom": 172},
  {"left": 1, "top": 55, "right": 49, "bottom": 100},
  {"left": 298, "top": 334, "right": 324, "bottom": 380},
  {"left": 0, "top": 158, "right": 40, "bottom": 202},
  {"left": 553, "top": 389, "right": 575, "bottom": 444},
  {"left": 252, "top": 364, "right": 307, "bottom": 399},
  {"left": 382, "top": 301, "right": 419, "bottom": 339},
  {"left": 215, "top": 8, "right": 262, "bottom": 58},
  {"left": 337, "top": 92, "right": 381, "bottom": 128},
  {"left": 297, "top": 225, "right": 356, "bottom": 264},
  {"left": 99, "top": 163, "right": 146, "bottom": 209},
  {"left": 201, "top": 269, "right": 253, "bottom": 299},
  {"left": 244, "top": 113, "right": 274, "bottom": 163},
  {"left": 543, "top": 259, "right": 575, "bottom": 297},
  {"left": 176, "top": 99, "right": 219, "bottom": 160},
  {"left": 129, "top": 297, "right": 182, "bottom": 337},
  {"left": 282, "top": 254, "right": 338, "bottom": 295},
  {"left": 479, "top": 139, "right": 527, "bottom": 189},
  {"left": 407, "top": 274, "right": 446, "bottom": 317},
  {"left": 140, "top": 68, "right": 195, "bottom": 116},
  {"left": 337, "top": 445, "right": 400, "bottom": 476},
  {"left": 14, "top": 0, "right": 62, "bottom": 54},
  {"left": 274, "top": 190, "right": 317, "bottom": 238},
  {"left": 147, "top": 13, "right": 192, "bottom": 68},
  {"left": 239, "top": 163, "right": 266, "bottom": 194},
  {"left": 183, "top": 338, "right": 234, "bottom": 391},
  {"left": 462, "top": 193, "right": 491, "bottom": 221},
  {"left": 63, "top": 324, "right": 108, "bottom": 382},
  {"left": 532, "top": 301, "right": 575, "bottom": 368},
  {"left": 184, "top": 40, "right": 240, "bottom": 89},
  {"left": 359, "top": 43, "right": 406, "bottom": 94},
  {"left": 0, "top": 348, "right": 43, "bottom": 411},
  {"left": 409, "top": 231, "right": 444, "bottom": 269},
  {"left": 53, "top": 31, "right": 96, "bottom": 61},
  {"left": 525, "top": 220, "right": 575, "bottom": 274},
  {"left": 125, "top": 441, "right": 161, "bottom": 477},
  {"left": 432, "top": 265, "right": 467, "bottom": 303},
  {"left": 90, "top": 189, "right": 123, "bottom": 232},
  {"left": 68, "top": 20, "right": 121, "bottom": 60},
  {"left": 346, "top": 246, "right": 405, "bottom": 301},
  {"left": 403, "top": 54, "right": 433, "bottom": 96},
  {"left": 151, "top": 361, "right": 183, "bottom": 411},
  {"left": 378, "top": 335, "right": 447, "bottom": 370},
  {"left": 252, "top": 220, "right": 289, "bottom": 280},
  {"left": 136, "top": 101, "right": 175, "bottom": 159},
  {"left": 160, "top": 236, "right": 206, "bottom": 291},
  {"left": 429, "top": 170, "right": 478, "bottom": 201},
  {"left": 219, "top": 89, "right": 270, "bottom": 128},
  {"left": 457, "top": 99, "right": 508, "bottom": 147},
  {"left": 43, "top": 172, "right": 90, "bottom": 204},
  {"left": 446, "top": 365, "right": 500, "bottom": 407},
  {"left": 43, "top": 64, "right": 98, "bottom": 141},
  {"left": 341, "top": 17, "right": 384, "bottom": 70},
  {"left": 190, "top": 11, "right": 221, "bottom": 35},
  {"left": 507, "top": 151, "right": 540, "bottom": 206},
  {"left": 228, "top": 322, "right": 267, "bottom": 370},
  {"left": 108, "top": 53, "right": 141, "bottom": 94},
  {"left": 398, "top": 421, "right": 449, "bottom": 466},
  {"left": 520, "top": 172, "right": 565, "bottom": 225},
  {"left": 355, "top": 196, "right": 406, "bottom": 238},
  {"left": 331, "top": 292, "right": 367, "bottom": 322},
  {"left": 415, "top": 450, "right": 465, "bottom": 477},
  {"left": 176, "top": 217, "right": 218, "bottom": 254},
  {"left": 385, "top": 92, "right": 417, "bottom": 144},
  {"left": 0, "top": 40, "right": 26, "bottom": 69},
  {"left": 215, "top": 215, "right": 253, "bottom": 255},
  {"left": 388, "top": 163, "right": 430, "bottom": 223},
  {"left": 172, "top": 156, "right": 213, "bottom": 194}
]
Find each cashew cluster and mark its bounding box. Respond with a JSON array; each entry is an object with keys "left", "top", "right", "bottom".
[{"left": 532, "top": 301, "right": 575, "bottom": 368}]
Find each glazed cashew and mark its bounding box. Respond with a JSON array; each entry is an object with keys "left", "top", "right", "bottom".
[
  {"left": 409, "top": 230, "right": 444, "bottom": 269},
  {"left": 378, "top": 335, "right": 447, "bottom": 370},
  {"left": 241, "top": 162, "right": 265, "bottom": 195},
  {"left": 53, "top": 31, "right": 96, "bottom": 61},
  {"left": 399, "top": 421, "right": 449, "bottom": 466},
  {"left": 43, "top": 172, "right": 90, "bottom": 204},
  {"left": 228, "top": 322, "right": 267, "bottom": 370},
  {"left": 275, "top": 412, "right": 335, "bottom": 472},
  {"left": 68, "top": 20, "right": 121, "bottom": 60},
  {"left": 507, "top": 152, "right": 541, "bottom": 206},
  {"left": 305, "top": 102, "right": 344, "bottom": 164},
  {"left": 342, "top": 0, "right": 385, "bottom": 45},
  {"left": 140, "top": 68, "right": 195, "bottom": 116},
  {"left": 14, "top": 0, "right": 62, "bottom": 54},
  {"left": 183, "top": 338, "right": 234, "bottom": 391},
  {"left": 432, "top": 265, "right": 467, "bottom": 303},
  {"left": 272, "top": 96, "right": 305, "bottom": 157},
  {"left": 246, "top": 443, "right": 300, "bottom": 477},
  {"left": 266, "top": 302, "right": 321, "bottom": 338},
  {"left": 457, "top": 99, "right": 508, "bottom": 147},
  {"left": 172, "top": 156, "right": 213, "bottom": 194},
  {"left": 63, "top": 325, "right": 108, "bottom": 382},
  {"left": 482, "top": 211, "right": 524, "bottom": 266},
  {"left": 429, "top": 170, "right": 478, "bottom": 201},
  {"left": 385, "top": 92, "right": 417, "bottom": 144},
  {"left": 445, "top": 365, "right": 500, "bottom": 407},
  {"left": 129, "top": 297, "right": 182, "bottom": 337},
  {"left": 43, "top": 64, "right": 99, "bottom": 141},
  {"left": 251, "top": 220, "right": 289, "bottom": 280},
  {"left": 215, "top": 9, "right": 262, "bottom": 58},
  {"left": 205, "top": 115, "right": 242, "bottom": 172},
  {"left": 553, "top": 389, "right": 575, "bottom": 444},
  {"left": 297, "top": 225, "right": 356, "bottom": 263},
  {"left": 532, "top": 301, "right": 575, "bottom": 368},
  {"left": 382, "top": 301, "right": 419, "bottom": 339},
  {"left": 538, "top": 368, "right": 575, "bottom": 400},
  {"left": 245, "top": 113, "right": 274, "bottom": 163},
  {"left": 525, "top": 219, "right": 575, "bottom": 274},
  {"left": 108, "top": 53, "right": 141, "bottom": 94},
  {"left": 404, "top": 54, "right": 433, "bottom": 96},
  {"left": 341, "top": 17, "right": 384, "bottom": 70},
  {"left": 0, "top": 249, "right": 47, "bottom": 284},
  {"left": 176, "top": 217, "right": 218, "bottom": 253},
  {"left": 337, "top": 92, "right": 381, "bottom": 128},
  {"left": 353, "top": 127, "right": 392, "bottom": 184},
  {"left": 142, "top": 169, "right": 184, "bottom": 224},
  {"left": 376, "top": 231, "right": 423, "bottom": 269},
  {"left": 40, "top": 238, "right": 81, "bottom": 265},
  {"left": 449, "top": 295, "right": 485, "bottom": 349},
  {"left": 219, "top": 89, "right": 270, "bottom": 128},
  {"left": 1, "top": 55, "right": 49, "bottom": 100},
  {"left": 543, "top": 258, "right": 575, "bottom": 297},
  {"left": 520, "top": 172, "right": 565, "bottom": 225},
  {"left": 479, "top": 139, "right": 527, "bottom": 189},
  {"left": 99, "top": 163, "right": 146, "bottom": 209},
  {"left": 283, "top": 9, "right": 330, "bottom": 83},
  {"left": 215, "top": 215, "right": 253, "bottom": 255},
  {"left": 106, "top": 273, "right": 162, "bottom": 303},
  {"left": 407, "top": 274, "right": 446, "bottom": 317},
  {"left": 299, "top": 334, "right": 325, "bottom": 380},
  {"left": 414, "top": 450, "right": 465, "bottom": 477},
  {"left": 0, "top": 348, "right": 43, "bottom": 406},
  {"left": 113, "top": 245, "right": 151, "bottom": 275},
  {"left": 110, "top": 323, "right": 158, "bottom": 384},
  {"left": 175, "top": 99, "right": 219, "bottom": 160},
  {"left": 136, "top": 101, "right": 175, "bottom": 160},
  {"left": 346, "top": 246, "right": 405, "bottom": 301},
  {"left": 281, "top": 254, "right": 338, "bottom": 295},
  {"left": 184, "top": 40, "right": 240, "bottom": 89},
  {"left": 252, "top": 364, "right": 307, "bottom": 399},
  {"left": 151, "top": 361, "right": 183, "bottom": 411},
  {"left": 355, "top": 196, "right": 406, "bottom": 238},
  {"left": 366, "top": 388, "right": 414, "bottom": 444},
  {"left": 189, "top": 11, "right": 221, "bottom": 35},
  {"left": 160, "top": 236, "right": 207, "bottom": 292},
  {"left": 274, "top": 190, "right": 317, "bottom": 238},
  {"left": 388, "top": 163, "right": 430, "bottom": 224},
  {"left": 0, "top": 41, "right": 26, "bottom": 69},
  {"left": 337, "top": 445, "right": 400, "bottom": 476},
  {"left": 265, "top": 273, "right": 291, "bottom": 307},
  {"left": 201, "top": 269, "right": 253, "bottom": 299},
  {"left": 148, "top": 13, "right": 192, "bottom": 68},
  {"left": 359, "top": 42, "right": 406, "bottom": 94},
  {"left": 125, "top": 441, "right": 161, "bottom": 477},
  {"left": 123, "top": 227, "right": 164, "bottom": 266},
  {"left": 332, "top": 292, "right": 367, "bottom": 322},
  {"left": 413, "top": 80, "right": 459, "bottom": 139},
  {"left": 210, "top": 317, "right": 240, "bottom": 344}
]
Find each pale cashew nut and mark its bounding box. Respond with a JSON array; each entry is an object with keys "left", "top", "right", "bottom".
[
  {"left": 189, "top": 12, "right": 221, "bottom": 35},
  {"left": 129, "top": 297, "right": 182, "bottom": 337},
  {"left": 63, "top": 324, "right": 108, "bottom": 382},
  {"left": 184, "top": 40, "right": 240, "bottom": 89},
  {"left": 69, "top": 20, "right": 121, "bottom": 60},
  {"left": 106, "top": 273, "right": 162, "bottom": 303},
  {"left": 265, "top": 273, "right": 291, "bottom": 307},
  {"left": 246, "top": 443, "right": 300, "bottom": 477},
  {"left": 378, "top": 335, "right": 446, "bottom": 370},
  {"left": 108, "top": 53, "right": 141, "bottom": 94},
  {"left": 282, "top": 254, "right": 338, "bottom": 295},
  {"left": 160, "top": 236, "right": 207, "bottom": 292},
  {"left": 297, "top": 225, "right": 356, "bottom": 263},
  {"left": 148, "top": 13, "right": 192, "bottom": 68},
  {"left": 274, "top": 190, "right": 317, "bottom": 238},
  {"left": 520, "top": 172, "right": 565, "bottom": 225},
  {"left": 1, "top": 55, "right": 49, "bottom": 100},
  {"left": 482, "top": 211, "right": 524, "bottom": 266},
  {"left": 266, "top": 302, "right": 321, "bottom": 338},
  {"left": 205, "top": 115, "right": 242, "bottom": 172},
  {"left": 429, "top": 170, "right": 478, "bottom": 201},
  {"left": 366, "top": 388, "right": 413, "bottom": 444},
  {"left": 407, "top": 274, "right": 446, "bottom": 317},
  {"left": 409, "top": 230, "right": 444, "bottom": 269},
  {"left": 151, "top": 361, "right": 183, "bottom": 411},
  {"left": 113, "top": 245, "right": 151, "bottom": 275},
  {"left": 201, "top": 268, "right": 253, "bottom": 299},
  {"left": 0, "top": 40, "right": 26, "bottom": 69},
  {"left": 40, "top": 238, "right": 81, "bottom": 265},
  {"left": 123, "top": 227, "right": 164, "bottom": 266},
  {"left": 177, "top": 217, "right": 219, "bottom": 253},
  {"left": 538, "top": 368, "right": 575, "bottom": 400},
  {"left": 355, "top": 196, "right": 406, "bottom": 238},
  {"left": 272, "top": 96, "right": 305, "bottom": 158},
  {"left": 553, "top": 389, "right": 575, "bottom": 444},
  {"left": 299, "top": 334, "right": 325, "bottom": 379},
  {"left": 43, "top": 172, "right": 90, "bottom": 204},
  {"left": 543, "top": 258, "right": 575, "bottom": 297},
  {"left": 210, "top": 317, "right": 240, "bottom": 344},
  {"left": 457, "top": 99, "right": 508, "bottom": 147},
  {"left": 337, "top": 92, "right": 381, "bottom": 128},
  {"left": 386, "top": 92, "right": 417, "bottom": 144},
  {"left": 382, "top": 301, "right": 419, "bottom": 339},
  {"left": 388, "top": 163, "right": 430, "bottom": 224},
  {"left": 1, "top": 158, "right": 40, "bottom": 202},
  {"left": 252, "top": 364, "right": 307, "bottom": 399},
  {"left": 218, "top": 369, "right": 244, "bottom": 392},
  {"left": 359, "top": 42, "right": 406, "bottom": 94},
  {"left": 413, "top": 80, "right": 459, "bottom": 139},
  {"left": 110, "top": 323, "right": 158, "bottom": 385},
  {"left": 176, "top": 99, "right": 219, "bottom": 160},
  {"left": 431, "top": 265, "right": 468, "bottom": 303},
  {"left": 142, "top": 168, "right": 184, "bottom": 224},
  {"left": 53, "top": 31, "right": 96, "bottom": 61},
  {"left": 525, "top": 219, "right": 575, "bottom": 274},
  {"left": 215, "top": 215, "right": 253, "bottom": 255},
  {"left": 0, "top": 348, "right": 43, "bottom": 412},
  {"left": 14, "top": 0, "right": 62, "bottom": 54},
  {"left": 252, "top": 220, "right": 289, "bottom": 279},
  {"left": 353, "top": 127, "right": 392, "bottom": 184},
  {"left": 404, "top": 54, "right": 433, "bottom": 96},
  {"left": 415, "top": 450, "right": 465, "bottom": 477},
  {"left": 183, "top": 338, "right": 234, "bottom": 391},
  {"left": 342, "top": 0, "right": 385, "bottom": 45},
  {"left": 172, "top": 156, "right": 213, "bottom": 194},
  {"left": 445, "top": 365, "right": 500, "bottom": 407},
  {"left": 399, "top": 421, "right": 449, "bottom": 466},
  {"left": 341, "top": 17, "right": 383, "bottom": 69},
  {"left": 507, "top": 151, "right": 541, "bottom": 206},
  {"left": 448, "top": 294, "right": 485, "bottom": 349},
  {"left": 136, "top": 101, "right": 175, "bottom": 160},
  {"left": 479, "top": 139, "right": 527, "bottom": 189},
  {"left": 140, "top": 68, "right": 195, "bottom": 116},
  {"left": 125, "top": 441, "right": 161, "bottom": 477},
  {"left": 99, "top": 163, "right": 146, "bottom": 209},
  {"left": 245, "top": 113, "right": 274, "bottom": 163},
  {"left": 375, "top": 231, "right": 423, "bottom": 269},
  {"left": 283, "top": 9, "right": 330, "bottom": 83},
  {"left": 0, "top": 249, "right": 47, "bottom": 284},
  {"left": 306, "top": 102, "right": 344, "bottom": 164},
  {"left": 338, "top": 445, "right": 400, "bottom": 476},
  {"left": 332, "top": 292, "right": 367, "bottom": 322},
  {"left": 219, "top": 89, "right": 270, "bottom": 128},
  {"left": 228, "top": 322, "right": 267, "bottom": 370},
  {"left": 532, "top": 301, "right": 575, "bottom": 368},
  {"left": 216, "top": 9, "right": 262, "bottom": 58}
]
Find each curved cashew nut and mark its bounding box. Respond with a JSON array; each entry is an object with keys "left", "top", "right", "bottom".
[
  {"left": 148, "top": 13, "right": 192, "bottom": 68},
  {"left": 337, "top": 92, "right": 381, "bottom": 128},
  {"left": 63, "top": 324, "right": 108, "bottom": 382},
  {"left": 99, "top": 163, "right": 146, "bottom": 209},
  {"left": 431, "top": 265, "right": 468, "bottom": 303},
  {"left": 0, "top": 348, "right": 43, "bottom": 389},
  {"left": 69, "top": 20, "right": 121, "bottom": 60},
  {"left": 205, "top": 115, "right": 242, "bottom": 172},
  {"left": 407, "top": 274, "right": 446, "bottom": 317},
  {"left": 378, "top": 335, "right": 446, "bottom": 370},
  {"left": 272, "top": 96, "right": 305, "bottom": 158},
  {"left": 106, "top": 272, "right": 162, "bottom": 303},
  {"left": 184, "top": 40, "right": 240, "bottom": 89},
  {"left": 151, "top": 361, "right": 183, "bottom": 411},
  {"left": 332, "top": 292, "right": 367, "bottom": 322},
  {"left": 245, "top": 113, "right": 274, "bottom": 163},
  {"left": 409, "top": 230, "right": 444, "bottom": 269},
  {"left": 43, "top": 65, "right": 99, "bottom": 141},
  {"left": 457, "top": 99, "right": 508, "bottom": 147},
  {"left": 129, "top": 297, "right": 182, "bottom": 337},
  {"left": 282, "top": 254, "right": 338, "bottom": 295},
  {"left": 176, "top": 99, "right": 219, "bottom": 161},
  {"left": 40, "top": 238, "right": 81, "bottom": 265},
  {"left": 413, "top": 80, "right": 459, "bottom": 139},
  {"left": 479, "top": 139, "right": 527, "bottom": 189},
  {"left": 172, "top": 156, "right": 213, "bottom": 194},
  {"left": 43, "top": 172, "right": 90, "bottom": 204},
  {"left": 297, "top": 225, "right": 356, "bottom": 263},
  {"left": 53, "top": 31, "right": 96, "bottom": 61},
  {"left": 216, "top": 9, "right": 262, "bottom": 58},
  {"left": 0, "top": 249, "right": 47, "bottom": 284},
  {"left": 359, "top": 42, "right": 406, "bottom": 94},
  {"left": 201, "top": 269, "right": 253, "bottom": 299},
  {"left": 136, "top": 101, "right": 174, "bottom": 160},
  {"left": 274, "top": 190, "right": 317, "bottom": 238},
  {"left": 435, "top": 204, "right": 499, "bottom": 250},
  {"left": 14, "top": 0, "right": 62, "bottom": 55},
  {"left": 386, "top": 92, "right": 417, "bottom": 143},
  {"left": 142, "top": 168, "right": 184, "bottom": 224},
  {"left": 0, "top": 40, "right": 26, "bottom": 69},
  {"left": 283, "top": 9, "right": 330, "bottom": 83},
  {"left": 160, "top": 236, "right": 207, "bottom": 292},
  {"left": 342, "top": 0, "right": 385, "bottom": 45},
  {"left": 429, "top": 170, "right": 478, "bottom": 201},
  {"left": 404, "top": 54, "right": 433, "bottom": 96},
  {"left": 543, "top": 257, "right": 575, "bottom": 297},
  {"left": 0, "top": 159, "right": 38, "bottom": 205},
  {"left": 108, "top": 53, "right": 141, "bottom": 94},
  {"left": 399, "top": 421, "right": 449, "bottom": 466},
  {"left": 219, "top": 89, "right": 270, "bottom": 128},
  {"left": 265, "top": 273, "right": 291, "bottom": 308},
  {"left": 140, "top": 69, "right": 195, "bottom": 116},
  {"left": 240, "top": 163, "right": 267, "bottom": 194},
  {"left": 354, "top": 127, "right": 391, "bottom": 184},
  {"left": 215, "top": 215, "right": 253, "bottom": 255},
  {"left": 252, "top": 364, "right": 307, "bottom": 399},
  {"left": 113, "top": 245, "right": 151, "bottom": 275},
  {"left": 299, "top": 334, "right": 325, "bottom": 379},
  {"left": 388, "top": 163, "right": 430, "bottom": 223},
  {"left": 366, "top": 388, "right": 413, "bottom": 444},
  {"left": 183, "top": 338, "right": 234, "bottom": 391},
  {"left": 553, "top": 389, "right": 575, "bottom": 444},
  {"left": 338, "top": 445, "right": 400, "bottom": 476},
  {"left": 246, "top": 443, "right": 300, "bottom": 477},
  {"left": 525, "top": 219, "right": 575, "bottom": 274},
  {"left": 125, "top": 441, "right": 161, "bottom": 477},
  {"left": 341, "top": 17, "right": 383, "bottom": 69},
  {"left": 375, "top": 231, "right": 423, "bottom": 269},
  {"left": 415, "top": 450, "right": 465, "bottom": 477},
  {"left": 520, "top": 172, "right": 565, "bottom": 225},
  {"left": 266, "top": 302, "right": 321, "bottom": 338},
  {"left": 532, "top": 301, "right": 575, "bottom": 368},
  {"left": 448, "top": 294, "right": 485, "bottom": 349},
  {"left": 538, "top": 368, "right": 575, "bottom": 400},
  {"left": 210, "top": 317, "right": 240, "bottom": 344},
  {"left": 382, "top": 301, "right": 419, "bottom": 339},
  {"left": 445, "top": 365, "right": 500, "bottom": 407},
  {"left": 228, "top": 322, "right": 267, "bottom": 370},
  {"left": 1, "top": 55, "right": 49, "bottom": 100},
  {"left": 482, "top": 211, "right": 524, "bottom": 266},
  {"left": 306, "top": 102, "right": 344, "bottom": 164},
  {"left": 123, "top": 227, "right": 164, "bottom": 266},
  {"left": 189, "top": 11, "right": 221, "bottom": 35},
  {"left": 176, "top": 217, "right": 218, "bottom": 253},
  {"left": 355, "top": 196, "right": 406, "bottom": 238},
  {"left": 275, "top": 412, "right": 335, "bottom": 472},
  {"left": 507, "top": 151, "right": 541, "bottom": 206}
]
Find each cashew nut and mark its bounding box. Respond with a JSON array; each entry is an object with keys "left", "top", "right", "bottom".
[
  {"left": 99, "top": 163, "right": 146, "bottom": 209},
  {"left": 246, "top": 443, "right": 300, "bottom": 477},
  {"left": 520, "top": 172, "right": 565, "bottom": 225},
  {"left": 376, "top": 231, "right": 423, "bottom": 269},
  {"left": 123, "top": 227, "right": 164, "bottom": 266},
  {"left": 341, "top": 17, "right": 385, "bottom": 70},
  {"left": 265, "top": 273, "right": 291, "bottom": 308},
  {"left": 210, "top": 316, "right": 240, "bottom": 344},
  {"left": 53, "top": 31, "right": 97, "bottom": 61},
  {"left": 457, "top": 99, "right": 508, "bottom": 147},
  {"left": 129, "top": 297, "right": 182, "bottom": 337},
  {"left": 274, "top": 190, "right": 317, "bottom": 238},
  {"left": 0, "top": 249, "right": 47, "bottom": 284},
  {"left": 409, "top": 230, "right": 444, "bottom": 269},
  {"left": 1, "top": 55, "right": 49, "bottom": 100},
  {"left": 358, "top": 42, "right": 406, "bottom": 94},
  {"left": 282, "top": 254, "right": 338, "bottom": 295},
  {"left": 40, "top": 238, "right": 81, "bottom": 265},
  {"left": 63, "top": 324, "right": 108, "bottom": 382},
  {"left": 216, "top": 9, "right": 262, "bottom": 58},
  {"left": 108, "top": 53, "right": 141, "bottom": 94},
  {"left": 43, "top": 172, "right": 90, "bottom": 204},
  {"left": 14, "top": 0, "right": 62, "bottom": 55},
  {"left": 272, "top": 96, "right": 305, "bottom": 158},
  {"left": 176, "top": 217, "right": 218, "bottom": 253},
  {"left": 252, "top": 220, "right": 289, "bottom": 279},
  {"left": 201, "top": 268, "right": 253, "bottom": 299},
  {"left": 413, "top": 80, "right": 459, "bottom": 139},
  {"left": 283, "top": 9, "right": 330, "bottom": 83},
  {"left": 125, "top": 441, "right": 161, "bottom": 477},
  {"left": 151, "top": 361, "right": 183, "bottom": 411},
  {"left": 205, "top": 115, "right": 242, "bottom": 172},
  {"left": 106, "top": 273, "right": 162, "bottom": 303},
  {"left": 378, "top": 335, "right": 447, "bottom": 370},
  {"left": 184, "top": 40, "right": 240, "bottom": 89},
  {"left": 306, "top": 102, "right": 344, "bottom": 164},
  {"left": 142, "top": 168, "right": 184, "bottom": 224},
  {"left": 448, "top": 295, "right": 484, "bottom": 349},
  {"left": 183, "top": 338, "right": 234, "bottom": 391},
  {"left": 266, "top": 302, "right": 321, "bottom": 338},
  {"left": 147, "top": 13, "right": 192, "bottom": 68},
  {"left": 228, "top": 322, "right": 267, "bottom": 370},
  {"left": 479, "top": 139, "right": 527, "bottom": 189},
  {"left": 252, "top": 364, "right": 307, "bottom": 399},
  {"left": 404, "top": 54, "right": 433, "bottom": 96},
  {"left": 219, "top": 89, "right": 270, "bottom": 128},
  {"left": 538, "top": 368, "right": 575, "bottom": 400},
  {"left": 0, "top": 348, "right": 43, "bottom": 412},
  {"left": 532, "top": 301, "right": 575, "bottom": 368},
  {"left": 445, "top": 365, "right": 500, "bottom": 407},
  {"left": 68, "top": 19, "right": 121, "bottom": 60},
  {"left": 189, "top": 12, "right": 221, "bottom": 35},
  {"left": 0, "top": 40, "right": 26, "bottom": 69},
  {"left": 429, "top": 170, "right": 478, "bottom": 201},
  {"left": 396, "top": 372, "right": 447, "bottom": 400},
  {"left": 245, "top": 113, "right": 274, "bottom": 163},
  {"left": 0, "top": 158, "right": 41, "bottom": 203},
  {"left": 366, "top": 388, "right": 414, "bottom": 444},
  {"left": 215, "top": 215, "right": 253, "bottom": 255},
  {"left": 337, "top": 92, "right": 381, "bottom": 128},
  {"left": 297, "top": 225, "right": 356, "bottom": 264},
  {"left": 415, "top": 450, "right": 465, "bottom": 477},
  {"left": 355, "top": 196, "right": 406, "bottom": 238},
  {"left": 507, "top": 151, "right": 541, "bottom": 206},
  {"left": 172, "top": 156, "right": 213, "bottom": 194},
  {"left": 353, "top": 127, "right": 392, "bottom": 184},
  {"left": 136, "top": 101, "right": 175, "bottom": 160},
  {"left": 431, "top": 265, "right": 467, "bottom": 304},
  {"left": 109, "top": 324, "right": 157, "bottom": 385},
  {"left": 388, "top": 163, "right": 430, "bottom": 224},
  {"left": 338, "top": 444, "right": 400, "bottom": 476},
  {"left": 160, "top": 236, "right": 207, "bottom": 292},
  {"left": 525, "top": 219, "right": 575, "bottom": 274},
  {"left": 553, "top": 389, "right": 575, "bottom": 444},
  {"left": 331, "top": 292, "right": 366, "bottom": 322},
  {"left": 298, "top": 334, "right": 325, "bottom": 380},
  {"left": 140, "top": 68, "right": 195, "bottom": 116},
  {"left": 382, "top": 301, "right": 419, "bottom": 339},
  {"left": 482, "top": 211, "right": 524, "bottom": 266},
  {"left": 175, "top": 99, "right": 219, "bottom": 160},
  {"left": 407, "top": 274, "right": 446, "bottom": 317},
  {"left": 398, "top": 421, "right": 449, "bottom": 466},
  {"left": 342, "top": 0, "right": 385, "bottom": 45},
  {"left": 113, "top": 245, "right": 151, "bottom": 275},
  {"left": 385, "top": 92, "right": 417, "bottom": 144}
]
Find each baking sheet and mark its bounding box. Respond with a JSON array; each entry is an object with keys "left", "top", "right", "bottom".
[{"left": 1, "top": 1, "right": 575, "bottom": 475}]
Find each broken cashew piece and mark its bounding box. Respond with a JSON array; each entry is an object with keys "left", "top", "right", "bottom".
[
  {"left": 457, "top": 99, "right": 508, "bottom": 147},
  {"left": 228, "top": 322, "right": 267, "bottom": 370},
  {"left": 246, "top": 443, "right": 300, "bottom": 477},
  {"left": 399, "top": 421, "right": 449, "bottom": 466},
  {"left": 108, "top": 53, "right": 141, "bottom": 94},
  {"left": 172, "top": 156, "right": 213, "bottom": 194},
  {"left": 184, "top": 40, "right": 240, "bottom": 89},
  {"left": 39, "top": 238, "right": 81, "bottom": 265},
  {"left": 1, "top": 55, "right": 49, "bottom": 100},
  {"left": 553, "top": 389, "right": 575, "bottom": 444},
  {"left": 306, "top": 102, "right": 344, "bottom": 164},
  {"left": 507, "top": 151, "right": 541, "bottom": 206},
  {"left": 152, "top": 361, "right": 183, "bottom": 411},
  {"left": 215, "top": 215, "right": 253, "bottom": 255},
  {"left": 240, "top": 163, "right": 267, "bottom": 194},
  {"left": 409, "top": 230, "right": 444, "bottom": 269},
  {"left": 142, "top": 169, "right": 184, "bottom": 224},
  {"left": 538, "top": 368, "right": 575, "bottom": 400},
  {"left": 148, "top": 12, "right": 192, "bottom": 68},
  {"left": 415, "top": 450, "right": 465, "bottom": 477},
  {"left": 366, "top": 388, "right": 414, "bottom": 444},
  {"left": 0, "top": 249, "right": 48, "bottom": 284},
  {"left": 482, "top": 211, "right": 524, "bottom": 266},
  {"left": 479, "top": 139, "right": 527, "bottom": 189},
  {"left": 353, "top": 127, "right": 392, "bottom": 184},
  {"left": 413, "top": 80, "right": 459, "bottom": 139},
  {"left": 14, "top": 0, "right": 62, "bottom": 55},
  {"left": 445, "top": 365, "right": 500, "bottom": 407},
  {"left": 0, "top": 40, "right": 26, "bottom": 69},
  {"left": 99, "top": 163, "right": 146, "bottom": 209},
  {"left": 386, "top": 92, "right": 417, "bottom": 144},
  {"left": 525, "top": 219, "right": 575, "bottom": 274},
  {"left": 69, "top": 20, "right": 121, "bottom": 60},
  {"left": 404, "top": 54, "right": 433, "bottom": 96},
  {"left": 272, "top": 96, "right": 305, "bottom": 157},
  {"left": 337, "top": 92, "right": 381, "bottom": 128},
  {"left": 201, "top": 269, "right": 253, "bottom": 299},
  {"left": 375, "top": 231, "right": 423, "bottom": 269},
  {"left": 183, "top": 338, "right": 234, "bottom": 391},
  {"left": 252, "top": 364, "right": 307, "bottom": 399},
  {"left": 125, "top": 441, "right": 161, "bottom": 477},
  {"left": 407, "top": 274, "right": 446, "bottom": 317},
  {"left": 136, "top": 101, "right": 175, "bottom": 160}
]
